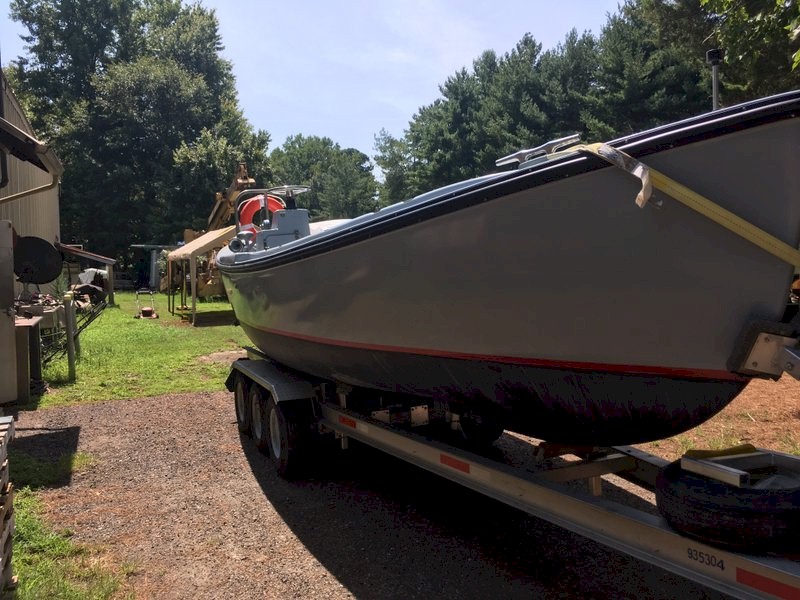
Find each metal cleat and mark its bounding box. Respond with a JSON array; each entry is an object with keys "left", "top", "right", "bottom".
[{"left": 496, "top": 134, "right": 581, "bottom": 167}]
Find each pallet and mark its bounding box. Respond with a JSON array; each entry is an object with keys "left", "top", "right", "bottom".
[
  {"left": 0, "top": 418, "right": 16, "bottom": 594},
  {"left": 0, "top": 510, "right": 14, "bottom": 573},
  {"left": 0, "top": 483, "right": 13, "bottom": 574},
  {"left": 0, "top": 461, "right": 8, "bottom": 493},
  {"left": 1, "top": 525, "right": 15, "bottom": 594}
]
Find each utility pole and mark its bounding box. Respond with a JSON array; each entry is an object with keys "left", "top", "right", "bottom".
[{"left": 706, "top": 49, "right": 723, "bottom": 111}]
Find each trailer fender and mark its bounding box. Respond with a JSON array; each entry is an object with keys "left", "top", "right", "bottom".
[{"left": 228, "top": 358, "right": 315, "bottom": 404}]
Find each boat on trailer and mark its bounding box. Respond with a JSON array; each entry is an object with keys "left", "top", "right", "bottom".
[{"left": 217, "top": 90, "right": 800, "bottom": 446}]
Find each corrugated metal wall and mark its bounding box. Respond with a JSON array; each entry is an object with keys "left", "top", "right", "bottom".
[{"left": 0, "top": 74, "right": 62, "bottom": 295}]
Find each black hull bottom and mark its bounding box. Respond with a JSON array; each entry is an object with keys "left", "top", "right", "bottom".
[
  {"left": 243, "top": 327, "right": 747, "bottom": 445},
  {"left": 499, "top": 374, "right": 743, "bottom": 445}
]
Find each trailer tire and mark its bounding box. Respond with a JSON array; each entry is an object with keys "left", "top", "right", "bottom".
[
  {"left": 233, "top": 374, "right": 250, "bottom": 435},
  {"left": 249, "top": 385, "right": 270, "bottom": 451},
  {"left": 266, "top": 397, "right": 305, "bottom": 479},
  {"left": 655, "top": 459, "right": 800, "bottom": 551}
]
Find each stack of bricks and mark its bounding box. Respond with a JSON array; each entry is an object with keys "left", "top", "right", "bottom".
[{"left": 0, "top": 415, "right": 15, "bottom": 591}]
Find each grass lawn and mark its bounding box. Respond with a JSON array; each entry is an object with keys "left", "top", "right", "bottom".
[
  {"left": 37, "top": 291, "right": 249, "bottom": 407},
  {"left": 12, "top": 290, "right": 247, "bottom": 597},
  {"left": 11, "top": 453, "right": 133, "bottom": 600}
]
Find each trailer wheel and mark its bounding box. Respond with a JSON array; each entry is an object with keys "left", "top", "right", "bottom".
[
  {"left": 249, "top": 385, "right": 270, "bottom": 451},
  {"left": 233, "top": 374, "right": 250, "bottom": 434},
  {"left": 266, "top": 397, "right": 305, "bottom": 478},
  {"left": 655, "top": 459, "right": 800, "bottom": 551}
]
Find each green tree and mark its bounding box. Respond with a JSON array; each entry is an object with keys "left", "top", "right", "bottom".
[
  {"left": 136, "top": 0, "right": 234, "bottom": 105},
  {"left": 270, "top": 134, "right": 336, "bottom": 218},
  {"left": 8, "top": 0, "right": 267, "bottom": 258},
  {"left": 536, "top": 29, "right": 601, "bottom": 140},
  {"left": 271, "top": 135, "right": 378, "bottom": 220},
  {"left": 376, "top": 4, "right": 724, "bottom": 194},
  {"left": 592, "top": 1, "right": 710, "bottom": 137},
  {"left": 385, "top": 35, "right": 549, "bottom": 193},
  {"left": 82, "top": 56, "right": 215, "bottom": 250},
  {"left": 373, "top": 128, "right": 414, "bottom": 205},
  {"left": 408, "top": 68, "right": 486, "bottom": 187},
  {"left": 405, "top": 36, "right": 549, "bottom": 190},
  {"left": 9, "top": 0, "right": 135, "bottom": 106},
  {"left": 171, "top": 103, "right": 272, "bottom": 232},
  {"left": 473, "top": 35, "right": 547, "bottom": 160},
  {"left": 321, "top": 149, "right": 379, "bottom": 218},
  {"left": 701, "top": 0, "right": 800, "bottom": 102}
]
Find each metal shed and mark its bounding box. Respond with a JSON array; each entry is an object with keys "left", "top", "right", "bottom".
[
  {"left": 0, "top": 73, "right": 63, "bottom": 297},
  {"left": 0, "top": 72, "right": 63, "bottom": 405}
]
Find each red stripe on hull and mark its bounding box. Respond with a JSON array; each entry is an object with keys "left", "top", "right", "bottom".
[{"left": 244, "top": 322, "right": 746, "bottom": 382}]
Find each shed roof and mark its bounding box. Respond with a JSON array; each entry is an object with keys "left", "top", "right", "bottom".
[
  {"left": 56, "top": 242, "right": 116, "bottom": 265},
  {"left": 0, "top": 111, "right": 62, "bottom": 176},
  {"left": 168, "top": 226, "right": 235, "bottom": 261}
]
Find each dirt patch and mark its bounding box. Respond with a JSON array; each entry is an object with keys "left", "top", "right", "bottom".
[
  {"left": 196, "top": 349, "right": 247, "bottom": 364},
  {"left": 11, "top": 375, "right": 799, "bottom": 599},
  {"left": 640, "top": 374, "right": 800, "bottom": 459}
]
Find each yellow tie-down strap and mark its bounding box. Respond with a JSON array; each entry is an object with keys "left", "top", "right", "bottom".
[{"left": 577, "top": 142, "right": 800, "bottom": 269}]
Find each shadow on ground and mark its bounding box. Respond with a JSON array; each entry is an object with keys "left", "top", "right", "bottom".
[
  {"left": 238, "top": 430, "right": 729, "bottom": 600},
  {"left": 8, "top": 424, "right": 81, "bottom": 488},
  {"left": 185, "top": 310, "right": 237, "bottom": 327}
]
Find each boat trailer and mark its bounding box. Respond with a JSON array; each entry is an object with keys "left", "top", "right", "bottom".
[{"left": 227, "top": 353, "right": 800, "bottom": 600}]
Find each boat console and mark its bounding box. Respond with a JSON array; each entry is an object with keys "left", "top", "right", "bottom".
[{"left": 226, "top": 185, "right": 312, "bottom": 255}]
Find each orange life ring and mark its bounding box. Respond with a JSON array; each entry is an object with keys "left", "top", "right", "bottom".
[
  {"left": 239, "top": 195, "right": 287, "bottom": 231},
  {"left": 266, "top": 194, "right": 286, "bottom": 214},
  {"left": 238, "top": 197, "right": 263, "bottom": 231}
]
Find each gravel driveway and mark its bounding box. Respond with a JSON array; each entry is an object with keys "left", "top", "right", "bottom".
[{"left": 13, "top": 391, "right": 738, "bottom": 599}]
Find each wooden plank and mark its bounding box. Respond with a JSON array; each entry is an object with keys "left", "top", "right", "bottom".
[
  {"left": 0, "top": 460, "right": 8, "bottom": 491},
  {"left": 0, "top": 415, "right": 14, "bottom": 426},
  {"left": 0, "top": 423, "right": 13, "bottom": 446},
  {"left": 0, "top": 484, "right": 13, "bottom": 529},
  {"left": 0, "top": 420, "right": 14, "bottom": 468},
  {"left": 1, "top": 561, "right": 16, "bottom": 591},
  {"left": 0, "top": 482, "right": 12, "bottom": 499},
  {"left": 0, "top": 455, "right": 12, "bottom": 591},
  {"left": 0, "top": 527, "right": 12, "bottom": 573},
  {"left": 0, "top": 416, "right": 15, "bottom": 438},
  {"left": 0, "top": 420, "right": 13, "bottom": 467},
  {"left": 2, "top": 572, "right": 16, "bottom": 591},
  {"left": 0, "top": 512, "right": 13, "bottom": 557}
]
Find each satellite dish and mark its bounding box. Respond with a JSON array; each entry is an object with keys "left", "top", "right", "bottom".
[{"left": 14, "top": 236, "right": 62, "bottom": 284}]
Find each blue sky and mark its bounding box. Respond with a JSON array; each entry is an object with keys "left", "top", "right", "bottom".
[{"left": 1, "top": 0, "right": 620, "bottom": 156}]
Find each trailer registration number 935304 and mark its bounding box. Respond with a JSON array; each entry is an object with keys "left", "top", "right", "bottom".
[{"left": 688, "top": 547, "right": 725, "bottom": 571}]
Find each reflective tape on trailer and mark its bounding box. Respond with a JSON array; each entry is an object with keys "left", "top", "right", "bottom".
[
  {"left": 317, "top": 402, "right": 800, "bottom": 600},
  {"left": 440, "top": 453, "right": 471, "bottom": 474},
  {"left": 338, "top": 415, "right": 357, "bottom": 429},
  {"left": 737, "top": 568, "right": 800, "bottom": 600}
]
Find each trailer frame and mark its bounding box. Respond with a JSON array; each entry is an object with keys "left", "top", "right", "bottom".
[{"left": 228, "top": 355, "right": 800, "bottom": 600}]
